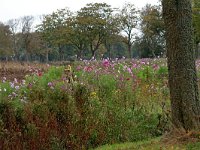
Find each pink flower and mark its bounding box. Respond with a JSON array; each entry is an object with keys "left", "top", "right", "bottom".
[
  {"left": 152, "top": 64, "right": 159, "bottom": 70},
  {"left": 38, "top": 72, "right": 43, "bottom": 77},
  {"left": 14, "top": 78, "right": 18, "bottom": 83},
  {"left": 84, "top": 66, "right": 93, "bottom": 72},
  {"left": 76, "top": 65, "right": 82, "bottom": 71},
  {"left": 102, "top": 59, "right": 110, "bottom": 67},
  {"left": 132, "top": 63, "right": 137, "bottom": 68},
  {"left": 127, "top": 67, "right": 132, "bottom": 74}
]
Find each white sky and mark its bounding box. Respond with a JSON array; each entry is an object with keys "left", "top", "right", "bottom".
[{"left": 1, "top": 0, "right": 159, "bottom": 23}]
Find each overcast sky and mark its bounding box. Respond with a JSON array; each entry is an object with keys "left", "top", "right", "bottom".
[{"left": 1, "top": 0, "right": 159, "bottom": 23}]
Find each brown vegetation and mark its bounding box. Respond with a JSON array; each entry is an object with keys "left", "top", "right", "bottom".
[{"left": 0, "top": 61, "right": 49, "bottom": 81}]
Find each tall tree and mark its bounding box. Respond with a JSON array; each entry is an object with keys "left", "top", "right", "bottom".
[
  {"left": 20, "top": 16, "right": 34, "bottom": 61},
  {"left": 162, "top": 0, "right": 200, "bottom": 130},
  {"left": 37, "top": 8, "right": 73, "bottom": 61},
  {"left": 67, "top": 15, "right": 89, "bottom": 59},
  {"left": 118, "top": 2, "right": 138, "bottom": 58},
  {"left": 7, "top": 19, "right": 20, "bottom": 60},
  {"left": 77, "top": 3, "right": 114, "bottom": 59},
  {"left": 104, "top": 14, "right": 121, "bottom": 59}
]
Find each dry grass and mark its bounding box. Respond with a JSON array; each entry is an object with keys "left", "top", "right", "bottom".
[
  {"left": 160, "top": 129, "right": 200, "bottom": 149},
  {"left": 0, "top": 61, "right": 49, "bottom": 81}
]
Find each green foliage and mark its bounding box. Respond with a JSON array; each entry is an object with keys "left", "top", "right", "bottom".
[
  {"left": 136, "top": 66, "right": 154, "bottom": 80},
  {"left": 187, "top": 142, "right": 200, "bottom": 150},
  {"left": 34, "top": 2, "right": 124, "bottom": 60},
  {"left": 193, "top": 0, "right": 200, "bottom": 58},
  {"left": 0, "top": 23, "right": 12, "bottom": 57},
  {"left": 0, "top": 60, "right": 170, "bottom": 149},
  {"left": 76, "top": 3, "right": 117, "bottom": 58},
  {"left": 94, "top": 138, "right": 161, "bottom": 150},
  {"left": 24, "top": 123, "right": 38, "bottom": 137},
  {"left": 97, "top": 74, "right": 117, "bottom": 98},
  {"left": 0, "top": 82, "right": 14, "bottom": 98},
  {"left": 193, "top": 0, "right": 200, "bottom": 43},
  {"left": 156, "top": 66, "right": 168, "bottom": 77},
  {"left": 135, "top": 4, "right": 165, "bottom": 58}
]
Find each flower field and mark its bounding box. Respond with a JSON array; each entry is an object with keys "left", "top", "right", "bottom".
[{"left": 0, "top": 58, "right": 197, "bottom": 149}]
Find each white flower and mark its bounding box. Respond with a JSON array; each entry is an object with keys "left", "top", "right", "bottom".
[
  {"left": 4, "top": 88, "right": 6, "bottom": 92},
  {"left": 22, "top": 80, "right": 26, "bottom": 84},
  {"left": 10, "top": 82, "right": 15, "bottom": 88},
  {"left": 14, "top": 78, "right": 18, "bottom": 83},
  {"left": 12, "top": 92, "right": 17, "bottom": 97},
  {"left": 2, "top": 77, "right": 6, "bottom": 83},
  {"left": 15, "top": 86, "right": 20, "bottom": 90}
]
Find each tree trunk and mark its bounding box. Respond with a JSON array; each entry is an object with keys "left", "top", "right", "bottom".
[
  {"left": 91, "top": 50, "right": 95, "bottom": 60},
  {"left": 90, "top": 44, "right": 96, "bottom": 60},
  {"left": 162, "top": 0, "right": 200, "bottom": 130},
  {"left": 128, "top": 44, "right": 132, "bottom": 59},
  {"left": 77, "top": 48, "right": 83, "bottom": 60},
  {"left": 195, "top": 42, "right": 200, "bottom": 59},
  {"left": 26, "top": 52, "right": 30, "bottom": 62},
  {"left": 46, "top": 51, "right": 49, "bottom": 63},
  {"left": 107, "top": 44, "right": 112, "bottom": 60}
]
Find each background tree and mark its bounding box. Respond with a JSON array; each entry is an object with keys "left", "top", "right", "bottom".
[
  {"left": 66, "top": 15, "right": 89, "bottom": 59},
  {"left": 117, "top": 2, "right": 138, "bottom": 58},
  {"left": 139, "top": 4, "right": 165, "bottom": 58},
  {"left": 162, "top": 0, "right": 200, "bottom": 130},
  {"left": 7, "top": 19, "right": 20, "bottom": 61},
  {"left": 103, "top": 13, "right": 121, "bottom": 59},
  {"left": 37, "top": 8, "right": 73, "bottom": 61},
  {"left": 77, "top": 3, "right": 114, "bottom": 59},
  {"left": 20, "top": 16, "right": 34, "bottom": 61},
  {"left": 0, "top": 22, "right": 12, "bottom": 60},
  {"left": 192, "top": 0, "right": 200, "bottom": 58},
  {"left": 50, "top": 8, "right": 73, "bottom": 61}
]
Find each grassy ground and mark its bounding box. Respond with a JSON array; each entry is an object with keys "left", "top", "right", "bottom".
[
  {"left": 93, "top": 138, "right": 162, "bottom": 150},
  {"left": 94, "top": 137, "right": 200, "bottom": 150}
]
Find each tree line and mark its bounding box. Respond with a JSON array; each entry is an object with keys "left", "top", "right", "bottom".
[{"left": 0, "top": 1, "right": 199, "bottom": 62}]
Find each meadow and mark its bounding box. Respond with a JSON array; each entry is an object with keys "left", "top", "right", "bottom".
[{"left": 0, "top": 59, "right": 199, "bottom": 149}]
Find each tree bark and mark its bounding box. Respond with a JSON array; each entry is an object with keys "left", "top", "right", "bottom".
[
  {"left": 195, "top": 42, "right": 200, "bottom": 59},
  {"left": 162, "top": 0, "right": 200, "bottom": 130},
  {"left": 45, "top": 51, "right": 49, "bottom": 63},
  {"left": 128, "top": 43, "right": 132, "bottom": 59}
]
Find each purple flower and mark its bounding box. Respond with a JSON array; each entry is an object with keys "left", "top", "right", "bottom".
[
  {"left": 28, "top": 83, "right": 33, "bottom": 88},
  {"left": 48, "top": 82, "right": 53, "bottom": 87},
  {"left": 10, "top": 82, "right": 15, "bottom": 88},
  {"left": 15, "top": 86, "right": 20, "bottom": 90}
]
